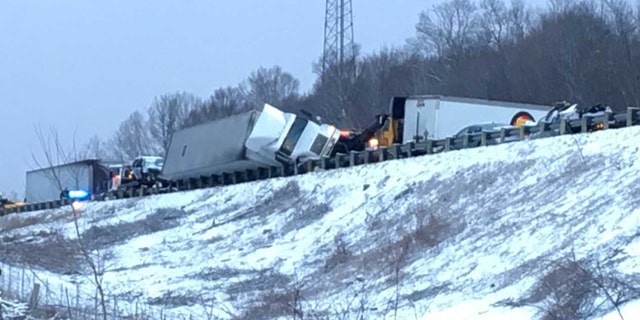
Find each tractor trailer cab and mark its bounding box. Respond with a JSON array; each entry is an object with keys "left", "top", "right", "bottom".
[{"left": 159, "top": 103, "right": 341, "bottom": 182}]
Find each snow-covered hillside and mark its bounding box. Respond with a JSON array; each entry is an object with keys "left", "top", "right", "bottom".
[{"left": 1, "top": 127, "right": 640, "bottom": 320}]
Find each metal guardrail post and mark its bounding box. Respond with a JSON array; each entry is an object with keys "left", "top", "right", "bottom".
[
  {"left": 462, "top": 134, "right": 470, "bottom": 148},
  {"left": 293, "top": 158, "right": 300, "bottom": 175},
  {"left": 560, "top": 119, "right": 568, "bottom": 135},
  {"left": 305, "top": 161, "right": 314, "bottom": 173},
  {"left": 519, "top": 126, "right": 526, "bottom": 139},
  {"left": 409, "top": 141, "right": 416, "bottom": 156},
  {"left": 424, "top": 139, "right": 433, "bottom": 154},
  {"left": 391, "top": 144, "right": 402, "bottom": 159},
  {"left": 603, "top": 111, "right": 611, "bottom": 130},
  {"left": 363, "top": 151, "right": 370, "bottom": 164},
  {"left": 628, "top": 107, "right": 639, "bottom": 126},
  {"left": 248, "top": 169, "right": 256, "bottom": 181},
  {"left": 444, "top": 138, "right": 452, "bottom": 151},
  {"left": 349, "top": 151, "right": 357, "bottom": 166},
  {"left": 320, "top": 158, "right": 329, "bottom": 169},
  {"left": 581, "top": 116, "right": 590, "bottom": 133},
  {"left": 221, "top": 173, "right": 229, "bottom": 185},
  {"left": 480, "top": 132, "right": 488, "bottom": 146},
  {"left": 268, "top": 166, "right": 276, "bottom": 178},
  {"left": 333, "top": 154, "right": 341, "bottom": 168},
  {"left": 377, "top": 147, "right": 387, "bottom": 161}
]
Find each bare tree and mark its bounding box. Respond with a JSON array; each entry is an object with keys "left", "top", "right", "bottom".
[
  {"left": 181, "top": 86, "right": 252, "bottom": 128},
  {"left": 343, "top": 47, "right": 417, "bottom": 126},
  {"left": 29, "top": 125, "right": 111, "bottom": 319},
  {"left": 410, "top": 0, "right": 481, "bottom": 59},
  {"left": 602, "top": 0, "right": 640, "bottom": 106},
  {"left": 306, "top": 45, "right": 364, "bottom": 128},
  {"left": 82, "top": 134, "right": 111, "bottom": 160},
  {"left": 109, "top": 110, "right": 156, "bottom": 160},
  {"left": 546, "top": 0, "right": 579, "bottom": 14},
  {"left": 505, "top": 0, "right": 533, "bottom": 41},
  {"left": 478, "top": 0, "right": 509, "bottom": 48},
  {"left": 147, "top": 91, "right": 201, "bottom": 154},
  {"left": 240, "top": 65, "right": 301, "bottom": 108}
]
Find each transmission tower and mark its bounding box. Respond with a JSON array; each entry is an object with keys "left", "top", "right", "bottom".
[{"left": 322, "top": 0, "right": 356, "bottom": 82}]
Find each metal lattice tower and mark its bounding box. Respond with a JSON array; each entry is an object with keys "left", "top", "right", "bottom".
[{"left": 322, "top": 0, "right": 356, "bottom": 82}]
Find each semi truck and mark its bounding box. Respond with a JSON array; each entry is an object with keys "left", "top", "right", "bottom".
[
  {"left": 24, "top": 159, "right": 120, "bottom": 203},
  {"left": 345, "top": 95, "right": 621, "bottom": 153},
  {"left": 372, "top": 95, "right": 551, "bottom": 149},
  {"left": 159, "top": 103, "right": 343, "bottom": 182}
]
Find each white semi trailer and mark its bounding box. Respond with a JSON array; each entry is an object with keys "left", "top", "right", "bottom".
[
  {"left": 375, "top": 95, "right": 551, "bottom": 147},
  {"left": 159, "top": 103, "right": 342, "bottom": 181}
]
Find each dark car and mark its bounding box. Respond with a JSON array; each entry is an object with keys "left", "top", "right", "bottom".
[{"left": 453, "top": 122, "right": 519, "bottom": 148}]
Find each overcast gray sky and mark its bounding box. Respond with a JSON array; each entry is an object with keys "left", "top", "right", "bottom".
[{"left": 0, "top": 0, "right": 549, "bottom": 199}]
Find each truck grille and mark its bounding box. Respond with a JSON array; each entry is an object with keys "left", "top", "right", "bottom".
[{"left": 310, "top": 134, "right": 329, "bottom": 155}]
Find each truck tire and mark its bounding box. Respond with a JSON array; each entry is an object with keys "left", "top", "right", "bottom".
[{"left": 143, "top": 172, "right": 157, "bottom": 187}]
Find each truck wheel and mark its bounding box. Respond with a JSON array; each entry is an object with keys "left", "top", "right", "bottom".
[{"left": 144, "top": 172, "right": 157, "bottom": 186}]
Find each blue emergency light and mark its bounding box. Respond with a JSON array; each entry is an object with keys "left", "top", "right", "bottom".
[{"left": 68, "top": 190, "right": 90, "bottom": 200}]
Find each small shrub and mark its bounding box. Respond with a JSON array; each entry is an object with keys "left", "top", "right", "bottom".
[
  {"left": 280, "top": 202, "right": 331, "bottom": 235},
  {"left": 537, "top": 260, "right": 598, "bottom": 320},
  {"left": 81, "top": 207, "right": 186, "bottom": 251},
  {"left": 502, "top": 256, "right": 640, "bottom": 320},
  {"left": 146, "top": 290, "right": 201, "bottom": 308},
  {"left": 411, "top": 213, "right": 451, "bottom": 249},
  {"left": 237, "top": 289, "right": 302, "bottom": 320},
  {"left": 324, "top": 233, "right": 353, "bottom": 272},
  {"left": 0, "top": 215, "right": 41, "bottom": 232}
]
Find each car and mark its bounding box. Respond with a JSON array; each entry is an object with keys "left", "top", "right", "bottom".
[{"left": 452, "top": 122, "right": 520, "bottom": 148}]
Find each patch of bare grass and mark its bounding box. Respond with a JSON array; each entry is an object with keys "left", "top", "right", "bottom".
[
  {"left": 146, "top": 290, "right": 201, "bottom": 308},
  {"left": 225, "top": 269, "right": 292, "bottom": 299},
  {"left": 0, "top": 230, "right": 83, "bottom": 275},
  {"left": 280, "top": 202, "right": 331, "bottom": 235},
  {"left": 81, "top": 207, "right": 187, "bottom": 251},
  {"left": 236, "top": 288, "right": 303, "bottom": 320},
  {"left": 188, "top": 267, "right": 254, "bottom": 282},
  {"left": 215, "top": 181, "right": 301, "bottom": 228},
  {"left": 323, "top": 233, "right": 354, "bottom": 273},
  {"left": 0, "top": 214, "right": 42, "bottom": 232}
]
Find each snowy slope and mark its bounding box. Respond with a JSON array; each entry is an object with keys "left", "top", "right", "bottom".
[{"left": 1, "top": 126, "right": 640, "bottom": 320}]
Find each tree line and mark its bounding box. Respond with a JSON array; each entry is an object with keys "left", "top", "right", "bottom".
[{"left": 83, "top": 0, "right": 640, "bottom": 161}]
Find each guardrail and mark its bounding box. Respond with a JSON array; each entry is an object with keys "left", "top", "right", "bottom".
[{"left": 2, "top": 107, "right": 639, "bottom": 217}]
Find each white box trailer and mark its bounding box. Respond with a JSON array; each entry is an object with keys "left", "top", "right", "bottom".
[
  {"left": 25, "top": 159, "right": 115, "bottom": 203},
  {"left": 378, "top": 95, "right": 551, "bottom": 146}
]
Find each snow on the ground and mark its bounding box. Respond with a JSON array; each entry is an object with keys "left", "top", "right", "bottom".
[
  {"left": 1, "top": 126, "right": 640, "bottom": 319},
  {"left": 0, "top": 296, "right": 29, "bottom": 319}
]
